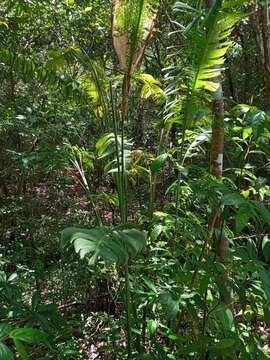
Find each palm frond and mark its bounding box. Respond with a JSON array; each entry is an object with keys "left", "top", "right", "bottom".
[
  {"left": 185, "top": 3, "right": 241, "bottom": 126},
  {"left": 0, "top": 48, "right": 94, "bottom": 105},
  {"left": 162, "top": 2, "right": 241, "bottom": 168},
  {"left": 46, "top": 46, "right": 109, "bottom": 120},
  {"left": 192, "top": 13, "right": 239, "bottom": 93}
]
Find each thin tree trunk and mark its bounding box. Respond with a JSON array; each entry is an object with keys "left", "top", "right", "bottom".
[
  {"left": 207, "top": 0, "right": 231, "bottom": 304},
  {"left": 206, "top": 0, "right": 229, "bottom": 251},
  {"left": 210, "top": 86, "right": 224, "bottom": 178},
  {"left": 206, "top": 5, "right": 231, "bottom": 360},
  {"left": 250, "top": 2, "right": 270, "bottom": 107},
  {"left": 210, "top": 85, "right": 230, "bottom": 262}
]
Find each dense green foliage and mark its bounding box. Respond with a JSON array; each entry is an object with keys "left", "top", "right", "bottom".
[{"left": 1, "top": 0, "right": 270, "bottom": 359}]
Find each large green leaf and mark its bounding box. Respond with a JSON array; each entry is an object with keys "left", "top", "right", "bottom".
[
  {"left": 253, "top": 202, "right": 270, "bottom": 226},
  {"left": 0, "top": 324, "right": 12, "bottom": 341},
  {"left": 262, "top": 236, "right": 270, "bottom": 262},
  {"left": 96, "top": 133, "right": 133, "bottom": 174},
  {"left": 9, "top": 328, "right": 49, "bottom": 346},
  {"left": 134, "top": 73, "right": 164, "bottom": 101},
  {"left": 14, "top": 340, "right": 29, "bottom": 360},
  {"left": 259, "top": 269, "right": 270, "bottom": 306},
  {"left": 61, "top": 227, "right": 147, "bottom": 265},
  {"left": 0, "top": 343, "right": 14, "bottom": 360},
  {"left": 214, "top": 304, "right": 234, "bottom": 331},
  {"left": 235, "top": 204, "right": 252, "bottom": 233},
  {"left": 247, "top": 110, "right": 268, "bottom": 138},
  {"left": 151, "top": 153, "right": 170, "bottom": 175}
]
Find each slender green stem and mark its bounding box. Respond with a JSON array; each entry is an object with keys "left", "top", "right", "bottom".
[
  {"left": 88, "top": 195, "right": 102, "bottom": 226},
  {"left": 118, "top": 1, "right": 146, "bottom": 348},
  {"left": 125, "top": 263, "right": 132, "bottom": 358},
  {"left": 149, "top": 128, "right": 165, "bottom": 220},
  {"left": 121, "top": 73, "right": 131, "bottom": 357},
  {"left": 110, "top": 82, "right": 124, "bottom": 221},
  {"left": 149, "top": 173, "right": 155, "bottom": 221},
  {"left": 110, "top": 79, "right": 131, "bottom": 356},
  {"left": 175, "top": 127, "right": 186, "bottom": 212},
  {"left": 121, "top": 73, "right": 130, "bottom": 223}
]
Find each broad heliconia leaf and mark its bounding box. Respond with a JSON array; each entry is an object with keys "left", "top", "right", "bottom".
[
  {"left": 0, "top": 343, "right": 14, "bottom": 360},
  {"left": 9, "top": 328, "right": 49, "bottom": 346},
  {"left": 61, "top": 227, "right": 147, "bottom": 265},
  {"left": 0, "top": 324, "right": 12, "bottom": 342},
  {"left": 14, "top": 340, "right": 29, "bottom": 360}
]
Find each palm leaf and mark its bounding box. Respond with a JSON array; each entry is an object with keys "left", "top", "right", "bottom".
[
  {"left": 45, "top": 46, "right": 109, "bottom": 120},
  {"left": 61, "top": 227, "right": 147, "bottom": 265},
  {"left": 0, "top": 47, "right": 108, "bottom": 119},
  {"left": 0, "top": 48, "right": 91, "bottom": 104},
  {"left": 185, "top": 3, "right": 240, "bottom": 126}
]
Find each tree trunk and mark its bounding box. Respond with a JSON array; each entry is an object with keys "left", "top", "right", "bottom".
[
  {"left": 206, "top": 0, "right": 228, "bottom": 246},
  {"left": 207, "top": 0, "right": 231, "bottom": 305},
  {"left": 210, "top": 86, "right": 224, "bottom": 178},
  {"left": 250, "top": 2, "right": 270, "bottom": 107}
]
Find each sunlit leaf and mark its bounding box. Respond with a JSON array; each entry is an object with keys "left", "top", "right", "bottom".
[{"left": 61, "top": 227, "right": 147, "bottom": 265}]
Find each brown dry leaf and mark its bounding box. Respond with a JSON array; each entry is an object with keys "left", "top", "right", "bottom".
[{"left": 112, "top": 0, "right": 160, "bottom": 72}]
